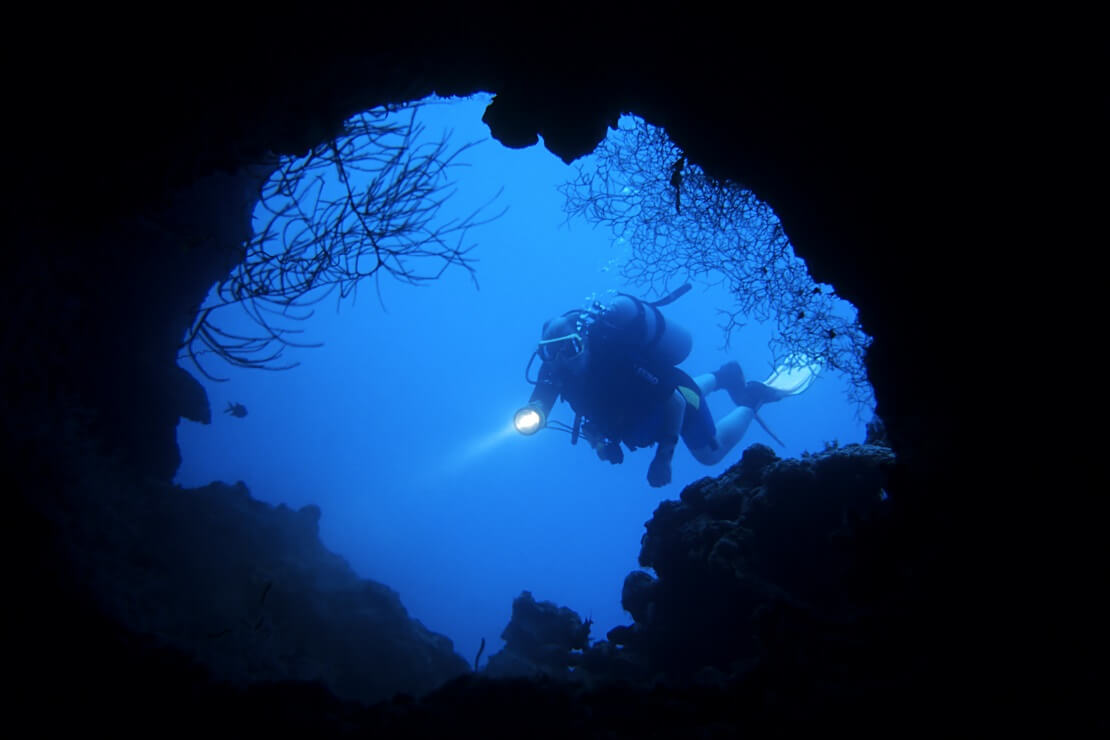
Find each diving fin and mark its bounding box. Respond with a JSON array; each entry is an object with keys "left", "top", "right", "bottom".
[
  {"left": 762, "top": 353, "right": 821, "bottom": 397},
  {"left": 747, "top": 353, "right": 821, "bottom": 449}
]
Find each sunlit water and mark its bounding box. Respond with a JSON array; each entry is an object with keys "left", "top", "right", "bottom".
[{"left": 176, "top": 94, "right": 873, "bottom": 667}]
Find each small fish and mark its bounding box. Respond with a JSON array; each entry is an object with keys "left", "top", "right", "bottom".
[{"left": 224, "top": 401, "right": 248, "bottom": 418}]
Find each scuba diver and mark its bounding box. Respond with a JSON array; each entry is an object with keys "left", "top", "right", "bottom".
[{"left": 514, "top": 285, "right": 819, "bottom": 487}]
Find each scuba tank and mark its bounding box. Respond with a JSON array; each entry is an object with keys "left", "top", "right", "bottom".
[
  {"left": 524, "top": 282, "right": 694, "bottom": 386},
  {"left": 590, "top": 283, "right": 693, "bottom": 368},
  {"left": 518, "top": 283, "right": 695, "bottom": 447}
]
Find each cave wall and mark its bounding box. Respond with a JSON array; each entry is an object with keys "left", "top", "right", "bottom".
[
  {"left": 6, "top": 19, "right": 1093, "bottom": 729},
  {"left": 8, "top": 31, "right": 1000, "bottom": 478}
]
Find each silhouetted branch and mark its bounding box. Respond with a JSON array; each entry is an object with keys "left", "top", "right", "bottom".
[
  {"left": 560, "top": 117, "right": 873, "bottom": 409},
  {"left": 180, "top": 101, "right": 505, "bottom": 381},
  {"left": 474, "top": 637, "right": 486, "bottom": 672}
]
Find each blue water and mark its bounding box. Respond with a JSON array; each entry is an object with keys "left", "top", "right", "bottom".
[{"left": 175, "top": 94, "right": 872, "bottom": 668}]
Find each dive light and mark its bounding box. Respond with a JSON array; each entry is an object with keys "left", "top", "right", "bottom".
[{"left": 513, "top": 404, "right": 545, "bottom": 435}]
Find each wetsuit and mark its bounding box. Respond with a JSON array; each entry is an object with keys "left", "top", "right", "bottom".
[{"left": 529, "top": 337, "right": 716, "bottom": 455}]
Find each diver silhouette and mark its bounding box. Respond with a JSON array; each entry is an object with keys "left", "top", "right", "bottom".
[{"left": 514, "top": 285, "right": 818, "bottom": 487}]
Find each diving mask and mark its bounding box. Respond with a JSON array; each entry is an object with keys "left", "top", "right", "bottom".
[{"left": 537, "top": 332, "right": 584, "bottom": 362}]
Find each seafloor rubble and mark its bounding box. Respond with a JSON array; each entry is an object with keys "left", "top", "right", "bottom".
[{"left": 479, "top": 437, "right": 913, "bottom": 710}]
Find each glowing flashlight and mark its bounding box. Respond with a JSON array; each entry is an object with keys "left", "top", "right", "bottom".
[{"left": 513, "top": 405, "right": 545, "bottom": 435}]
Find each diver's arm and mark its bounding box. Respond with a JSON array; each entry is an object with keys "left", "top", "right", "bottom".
[
  {"left": 528, "top": 362, "right": 560, "bottom": 421},
  {"left": 648, "top": 389, "right": 685, "bottom": 487},
  {"left": 656, "top": 389, "right": 685, "bottom": 457}
]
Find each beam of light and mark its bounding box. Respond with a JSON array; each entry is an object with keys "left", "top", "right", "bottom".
[
  {"left": 417, "top": 415, "right": 523, "bottom": 487},
  {"left": 457, "top": 420, "right": 520, "bottom": 462}
]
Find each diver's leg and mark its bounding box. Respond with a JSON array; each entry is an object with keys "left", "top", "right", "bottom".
[
  {"left": 689, "top": 405, "right": 758, "bottom": 465},
  {"left": 710, "top": 361, "right": 747, "bottom": 404},
  {"left": 693, "top": 373, "right": 716, "bottom": 395}
]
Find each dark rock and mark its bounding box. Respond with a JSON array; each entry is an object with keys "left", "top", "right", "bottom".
[
  {"left": 732, "top": 443, "right": 780, "bottom": 488},
  {"left": 485, "top": 591, "right": 593, "bottom": 680},
  {"left": 864, "top": 416, "right": 889, "bottom": 447},
  {"left": 620, "top": 570, "right": 657, "bottom": 624},
  {"left": 5, "top": 21, "right": 1095, "bottom": 735}
]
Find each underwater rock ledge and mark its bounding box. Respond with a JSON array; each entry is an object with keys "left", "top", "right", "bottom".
[
  {"left": 13, "top": 410, "right": 469, "bottom": 707},
  {"left": 481, "top": 442, "right": 909, "bottom": 696},
  {"left": 10, "top": 415, "right": 1073, "bottom": 735}
]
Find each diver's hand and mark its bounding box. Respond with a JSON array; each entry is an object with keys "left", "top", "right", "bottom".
[
  {"left": 647, "top": 435, "right": 677, "bottom": 487},
  {"left": 647, "top": 455, "right": 672, "bottom": 487},
  {"left": 596, "top": 441, "right": 623, "bottom": 464}
]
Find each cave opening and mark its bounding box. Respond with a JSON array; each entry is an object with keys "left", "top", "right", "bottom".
[{"left": 173, "top": 92, "right": 875, "bottom": 668}]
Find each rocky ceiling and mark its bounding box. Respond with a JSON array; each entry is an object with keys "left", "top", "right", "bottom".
[
  {"left": 5, "top": 22, "right": 1097, "bottom": 733},
  {"left": 10, "top": 31, "right": 990, "bottom": 475}
]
